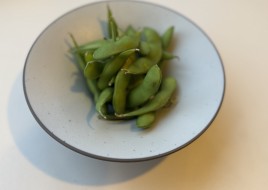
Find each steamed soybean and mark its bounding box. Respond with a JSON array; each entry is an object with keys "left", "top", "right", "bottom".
[{"left": 69, "top": 7, "right": 177, "bottom": 129}]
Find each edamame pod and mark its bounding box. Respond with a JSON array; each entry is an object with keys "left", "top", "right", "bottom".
[
  {"left": 72, "top": 39, "right": 108, "bottom": 53},
  {"left": 84, "top": 61, "right": 104, "bottom": 80},
  {"left": 161, "top": 26, "right": 174, "bottom": 50},
  {"left": 143, "top": 27, "right": 161, "bottom": 43},
  {"left": 113, "top": 70, "right": 131, "bottom": 114},
  {"left": 127, "top": 64, "right": 162, "bottom": 108},
  {"left": 70, "top": 34, "right": 100, "bottom": 102},
  {"left": 142, "top": 27, "right": 162, "bottom": 63},
  {"left": 86, "top": 79, "right": 100, "bottom": 103},
  {"left": 69, "top": 34, "right": 86, "bottom": 70},
  {"left": 97, "top": 49, "right": 137, "bottom": 90},
  {"left": 83, "top": 50, "right": 104, "bottom": 79},
  {"left": 124, "top": 25, "right": 138, "bottom": 37},
  {"left": 93, "top": 35, "right": 139, "bottom": 60},
  {"left": 136, "top": 112, "right": 156, "bottom": 129},
  {"left": 117, "top": 77, "right": 177, "bottom": 118},
  {"left": 127, "top": 74, "right": 144, "bottom": 90},
  {"left": 158, "top": 51, "right": 178, "bottom": 69},
  {"left": 124, "top": 28, "right": 162, "bottom": 74},
  {"left": 84, "top": 51, "right": 94, "bottom": 62},
  {"left": 139, "top": 41, "right": 150, "bottom": 55},
  {"left": 147, "top": 42, "right": 162, "bottom": 64},
  {"left": 161, "top": 51, "right": 178, "bottom": 60},
  {"left": 121, "top": 52, "right": 137, "bottom": 70},
  {"left": 122, "top": 57, "right": 154, "bottom": 74},
  {"left": 96, "top": 87, "right": 113, "bottom": 119},
  {"left": 107, "top": 5, "right": 118, "bottom": 41}
]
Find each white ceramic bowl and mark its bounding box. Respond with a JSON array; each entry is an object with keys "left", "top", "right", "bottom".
[{"left": 23, "top": 0, "right": 225, "bottom": 162}]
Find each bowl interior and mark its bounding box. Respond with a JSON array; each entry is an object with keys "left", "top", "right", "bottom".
[{"left": 23, "top": 1, "right": 225, "bottom": 161}]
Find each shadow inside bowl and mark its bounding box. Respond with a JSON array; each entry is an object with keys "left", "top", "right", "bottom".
[{"left": 8, "top": 73, "right": 164, "bottom": 185}]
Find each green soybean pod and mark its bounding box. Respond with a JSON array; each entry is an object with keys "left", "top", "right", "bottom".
[
  {"left": 107, "top": 5, "right": 118, "bottom": 40},
  {"left": 139, "top": 41, "right": 150, "bottom": 55},
  {"left": 86, "top": 79, "right": 100, "bottom": 104},
  {"left": 158, "top": 51, "right": 178, "bottom": 69},
  {"left": 142, "top": 27, "right": 162, "bottom": 63},
  {"left": 124, "top": 32, "right": 162, "bottom": 74},
  {"left": 127, "top": 74, "right": 144, "bottom": 90},
  {"left": 113, "top": 70, "right": 131, "bottom": 114},
  {"left": 161, "top": 50, "right": 178, "bottom": 60},
  {"left": 69, "top": 33, "right": 86, "bottom": 70},
  {"left": 84, "top": 61, "right": 104, "bottom": 80},
  {"left": 123, "top": 43, "right": 161, "bottom": 74},
  {"left": 124, "top": 25, "right": 138, "bottom": 37},
  {"left": 73, "top": 39, "right": 108, "bottom": 53},
  {"left": 161, "top": 26, "right": 174, "bottom": 50},
  {"left": 121, "top": 52, "right": 137, "bottom": 70},
  {"left": 97, "top": 49, "right": 137, "bottom": 90},
  {"left": 83, "top": 50, "right": 104, "bottom": 80},
  {"left": 117, "top": 77, "right": 177, "bottom": 118},
  {"left": 147, "top": 42, "right": 162, "bottom": 64},
  {"left": 69, "top": 34, "right": 100, "bottom": 103},
  {"left": 84, "top": 51, "right": 94, "bottom": 62},
  {"left": 143, "top": 27, "right": 161, "bottom": 43},
  {"left": 93, "top": 35, "right": 139, "bottom": 60},
  {"left": 108, "top": 14, "right": 118, "bottom": 41},
  {"left": 96, "top": 87, "right": 114, "bottom": 119},
  {"left": 97, "top": 56, "right": 125, "bottom": 90},
  {"left": 136, "top": 112, "right": 156, "bottom": 129},
  {"left": 72, "top": 49, "right": 100, "bottom": 102},
  {"left": 127, "top": 64, "right": 162, "bottom": 108},
  {"left": 122, "top": 57, "right": 154, "bottom": 74},
  {"left": 108, "top": 76, "right": 115, "bottom": 86}
]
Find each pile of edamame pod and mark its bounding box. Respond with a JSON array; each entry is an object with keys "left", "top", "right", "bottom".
[{"left": 70, "top": 6, "right": 177, "bottom": 129}]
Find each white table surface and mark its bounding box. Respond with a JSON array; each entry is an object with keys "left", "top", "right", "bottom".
[{"left": 1, "top": 0, "right": 268, "bottom": 189}]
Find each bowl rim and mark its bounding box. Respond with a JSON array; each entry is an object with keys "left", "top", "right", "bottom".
[{"left": 22, "top": 0, "right": 226, "bottom": 162}]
